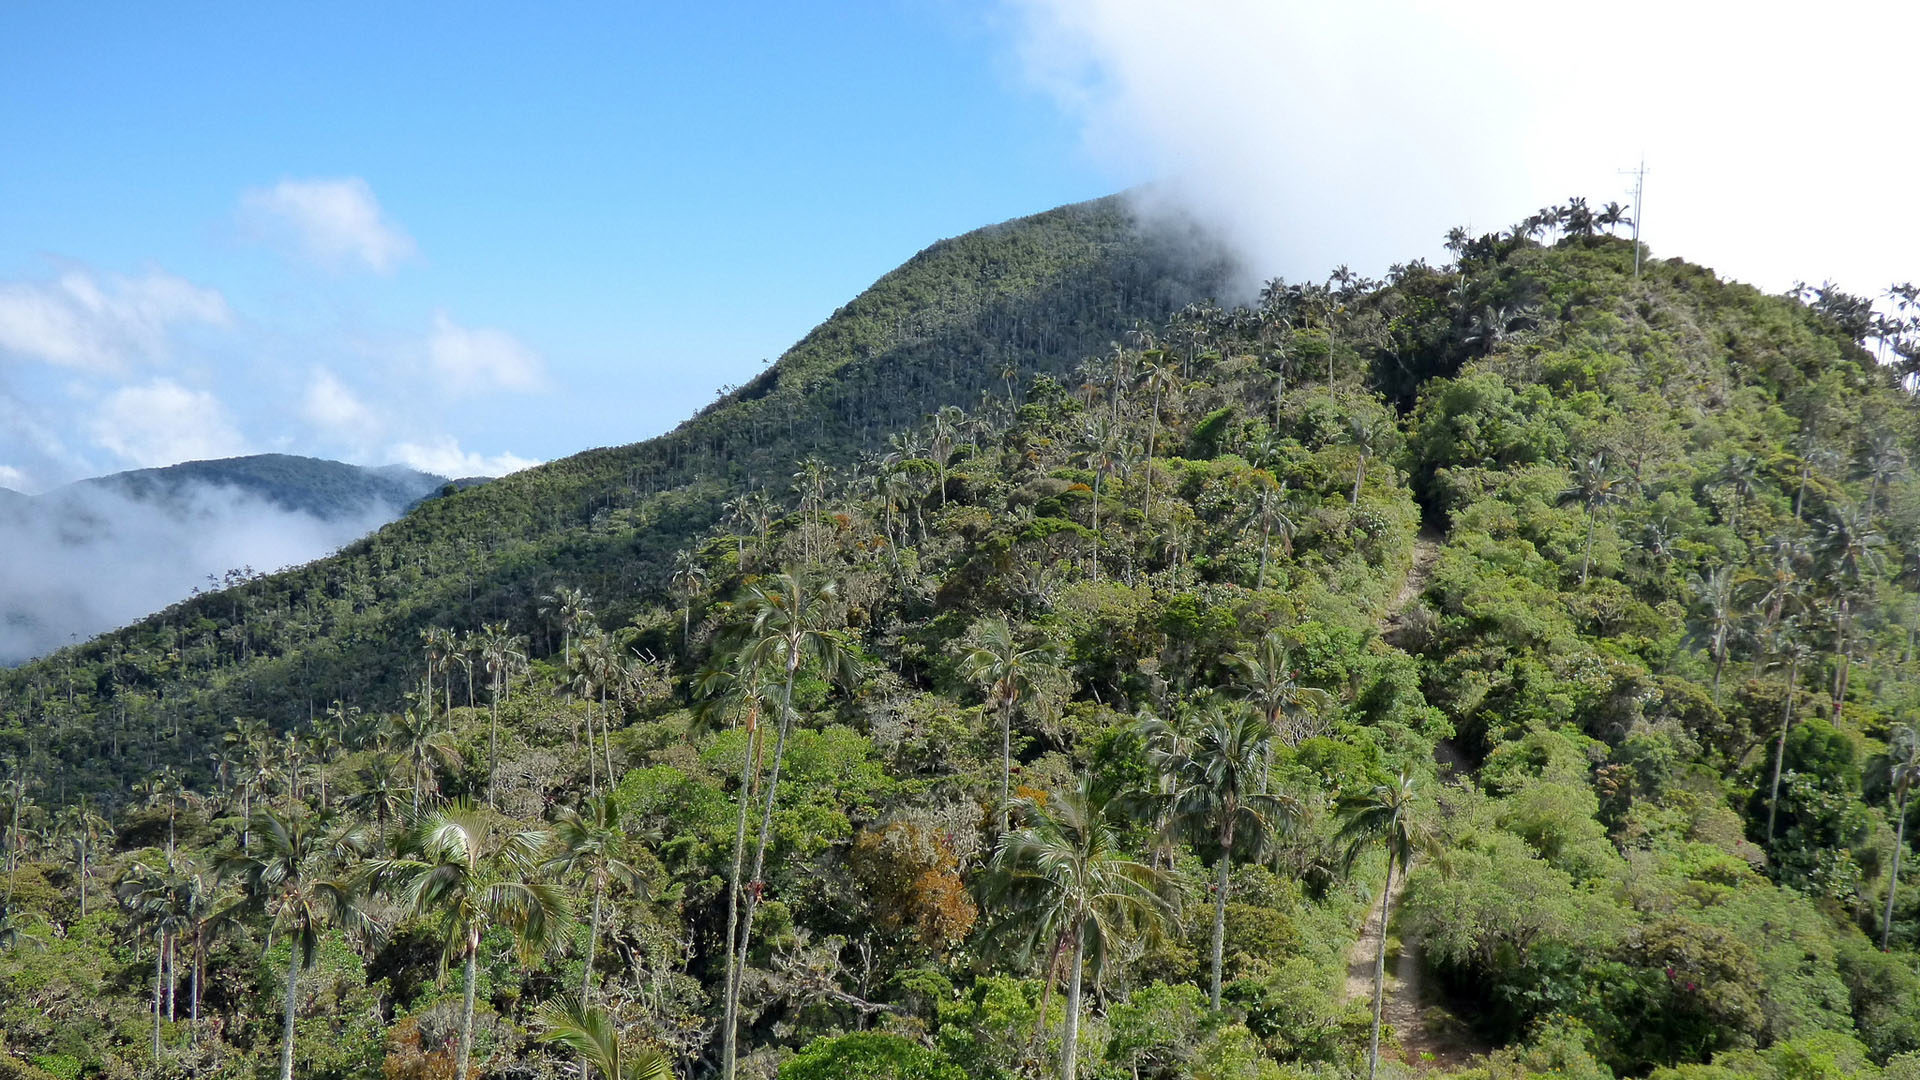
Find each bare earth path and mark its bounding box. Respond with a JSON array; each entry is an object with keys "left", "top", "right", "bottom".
[{"left": 1343, "top": 527, "right": 1485, "bottom": 1071}]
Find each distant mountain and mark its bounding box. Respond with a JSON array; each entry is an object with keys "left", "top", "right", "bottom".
[{"left": 0, "top": 454, "right": 458, "bottom": 665}]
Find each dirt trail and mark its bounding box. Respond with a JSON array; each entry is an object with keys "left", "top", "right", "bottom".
[{"left": 1342, "top": 524, "right": 1485, "bottom": 1071}]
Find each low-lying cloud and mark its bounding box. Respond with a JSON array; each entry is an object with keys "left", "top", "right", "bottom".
[{"left": 0, "top": 481, "right": 410, "bottom": 665}]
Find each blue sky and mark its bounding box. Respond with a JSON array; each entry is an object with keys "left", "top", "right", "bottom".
[
  {"left": 0, "top": 3, "right": 1127, "bottom": 489},
  {"left": 6, "top": 1, "right": 1916, "bottom": 491}
]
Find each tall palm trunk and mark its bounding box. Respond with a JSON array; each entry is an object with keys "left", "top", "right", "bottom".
[
  {"left": 457, "top": 934, "right": 480, "bottom": 1080},
  {"left": 1060, "top": 929, "right": 1086, "bottom": 1080},
  {"left": 1210, "top": 816, "right": 1236, "bottom": 1009},
  {"left": 1768, "top": 656, "right": 1801, "bottom": 844},
  {"left": 726, "top": 657, "right": 799, "bottom": 1080},
  {"left": 1580, "top": 511, "right": 1597, "bottom": 585},
  {"left": 1350, "top": 454, "right": 1367, "bottom": 506},
  {"left": 488, "top": 674, "right": 501, "bottom": 808},
  {"left": 1368, "top": 848, "right": 1397, "bottom": 1080},
  {"left": 583, "top": 880, "right": 603, "bottom": 1000},
  {"left": 720, "top": 707, "right": 760, "bottom": 1080},
  {"left": 279, "top": 948, "right": 300, "bottom": 1080},
  {"left": 1885, "top": 787, "right": 1909, "bottom": 950},
  {"left": 999, "top": 696, "right": 1015, "bottom": 837},
  {"left": 1089, "top": 475, "right": 1101, "bottom": 579},
  {"left": 1832, "top": 596, "right": 1852, "bottom": 721},
  {"left": 1256, "top": 516, "right": 1272, "bottom": 591},
  {"left": 601, "top": 683, "right": 616, "bottom": 788},
  {"left": 152, "top": 935, "right": 164, "bottom": 1060}
]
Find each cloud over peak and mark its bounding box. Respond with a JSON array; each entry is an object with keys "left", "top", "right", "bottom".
[
  {"left": 88, "top": 378, "right": 248, "bottom": 468},
  {"left": 388, "top": 435, "right": 539, "bottom": 479},
  {"left": 239, "top": 177, "right": 417, "bottom": 274}
]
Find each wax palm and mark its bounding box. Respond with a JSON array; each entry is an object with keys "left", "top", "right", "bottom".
[
  {"left": 959, "top": 618, "right": 1059, "bottom": 836},
  {"left": 543, "top": 794, "right": 647, "bottom": 1001},
  {"left": 1156, "top": 705, "right": 1295, "bottom": 1008},
  {"left": 220, "top": 809, "right": 374, "bottom": 1080},
  {"left": 1883, "top": 725, "right": 1919, "bottom": 949},
  {"left": 540, "top": 584, "right": 596, "bottom": 671},
  {"left": 55, "top": 801, "right": 108, "bottom": 919},
  {"left": 1762, "top": 619, "right": 1815, "bottom": 844},
  {"left": 721, "top": 569, "right": 859, "bottom": 1080},
  {"left": 669, "top": 549, "right": 708, "bottom": 655},
  {"left": 1559, "top": 453, "right": 1632, "bottom": 585},
  {"left": 985, "top": 777, "right": 1175, "bottom": 1080},
  {"left": 381, "top": 708, "right": 461, "bottom": 813},
  {"left": 1817, "top": 504, "right": 1885, "bottom": 719},
  {"left": 1345, "top": 415, "right": 1395, "bottom": 506},
  {"left": 536, "top": 995, "right": 675, "bottom": 1080},
  {"left": 1231, "top": 628, "right": 1334, "bottom": 747},
  {"left": 1136, "top": 358, "right": 1181, "bottom": 519},
  {"left": 118, "top": 858, "right": 192, "bottom": 1058},
  {"left": 344, "top": 757, "right": 407, "bottom": 846},
  {"left": 1689, "top": 566, "right": 1738, "bottom": 704},
  {"left": 477, "top": 621, "right": 525, "bottom": 805},
  {"left": 1713, "top": 453, "right": 1763, "bottom": 538},
  {"left": 1339, "top": 773, "right": 1428, "bottom": 1080},
  {"left": 1246, "top": 480, "right": 1297, "bottom": 590},
  {"left": 1078, "top": 417, "right": 1120, "bottom": 578},
  {"left": 364, "top": 801, "right": 568, "bottom": 1080}
]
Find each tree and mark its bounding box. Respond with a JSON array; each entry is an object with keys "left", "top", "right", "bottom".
[
  {"left": 669, "top": 550, "right": 708, "bottom": 656},
  {"left": 1151, "top": 705, "right": 1294, "bottom": 1008},
  {"left": 541, "top": 585, "right": 597, "bottom": 673},
  {"left": 1346, "top": 415, "right": 1394, "bottom": 506},
  {"left": 722, "top": 569, "right": 859, "bottom": 1080},
  {"left": 1136, "top": 358, "right": 1181, "bottom": 521},
  {"left": 1713, "top": 453, "right": 1763, "bottom": 538},
  {"left": 477, "top": 621, "right": 525, "bottom": 806},
  {"left": 1689, "top": 566, "right": 1738, "bottom": 704},
  {"left": 1816, "top": 503, "right": 1885, "bottom": 719},
  {"left": 543, "top": 794, "right": 647, "bottom": 1001},
  {"left": 365, "top": 801, "right": 569, "bottom": 1080},
  {"left": 1246, "top": 480, "right": 1297, "bottom": 591},
  {"left": 1230, "top": 629, "right": 1334, "bottom": 748},
  {"left": 118, "top": 858, "right": 191, "bottom": 1059},
  {"left": 220, "top": 810, "right": 374, "bottom": 1080},
  {"left": 1762, "top": 619, "right": 1815, "bottom": 844},
  {"left": 985, "top": 778, "right": 1175, "bottom": 1080},
  {"left": 344, "top": 757, "right": 406, "bottom": 846},
  {"left": 1884, "top": 725, "right": 1919, "bottom": 950},
  {"left": 959, "top": 618, "right": 1060, "bottom": 836},
  {"left": 1339, "top": 773, "right": 1427, "bottom": 1080},
  {"left": 1078, "top": 417, "right": 1120, "bottom": 579},
  {"left": 535, "top": 995, "right": 675, "bottom": 1080},
  {"left": 381, "top": 708, "right": 461, "bottom": 814},
  {"left": 1597, "top": 201, "right": 1633, "bottom": 235},
  {"left": 1559, "top": 454, "right": 1632, "bottom": 585},
  {"left": 54, "top": 801, "right": 108, "bottom": 919}
]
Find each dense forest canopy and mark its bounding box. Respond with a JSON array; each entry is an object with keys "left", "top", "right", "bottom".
[{"left": 1, "top": 195, "right": 1919, "bottom": 1080}]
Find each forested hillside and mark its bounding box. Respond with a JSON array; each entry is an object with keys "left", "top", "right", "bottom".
[{"left": 2, "top": 199, "right": 1919, "bottom": 1080}]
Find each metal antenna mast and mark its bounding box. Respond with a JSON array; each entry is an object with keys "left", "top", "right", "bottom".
[{"left": 1620, "top": 158, "right": 1648, "bottom": 280}]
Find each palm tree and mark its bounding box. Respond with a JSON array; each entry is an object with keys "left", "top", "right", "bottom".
[
  {"left": 1078, "top": 417, "right": 1120, "bottom": 579},
  {"left": 536, "top": 995, "right": 675, "bottom": 1080},
  {"left": 1597, "top": 201, "right": 1633, "bottom": 235},
  {"left": 1883, "top": 725, "right": 1919, "bottom": 949},
  {"left": 1339, "top": 773, "right": 1427, "bottom": 1080},
  {"left": 54, "top": 801, "right": 108, "bottom": 919},
  {"left": 1559, "top": 454, "right": 1632, "bottom": 585},
  {"left": 1136, "top": 358, "right": 1181, "bottom": 520},
  {"left": 1690, "top": 566, "right": 1738, "bottom": 704},
  {"left": 985, "top": 778, "right": 1175, "bottom": 1080},
  {"left": 118, "top": 859, "right": 191, "bottom": 1058},
  {"left": 1762, "top": 619, "right": 1815, "bottom": 844},
  {"left": 1346, "top": 415, "right": 1394, "bottom": 507},
  {"left": 1247, "top": 480, "right": 1297, "bottom": 591},
  {"left": 478, "top": 621, "right": 524, "bottom": 806},
  {"left": 345, "top": 757, "right": 407, "bottom": 847},
  {"left": 365, "top": 802, "right": 569, "bottom": 1080},
  {"left": 541, "top": 585, "right": 597, "bottom": 673},
  {"left": 720, "top": 571, "right": 860, "bottom": 1080},
  {"left": 959, "top": 618, "right": 1059, "bottom": 836},
  {"left": 1713, "top": 453, "right": 1763, "bottom": 538},
  {"left": 669, "top": 550, "right": 708, "bottom": 656},
  {"left": 420, "top": 626, "right": 457, "bottom": 723},
  {"left": 543, "top": 795, "right": 647, "bottom": 1001},
  {"left": 1230, "top": 629, "right": 1334, "bottom": 747},
  {"left": 381, "top": 708, "right": 461, "bottom": 814},
  {"left": 1152, "top": 705, "right": 1294, "bottom": 1008},
  {"left": 220, "top": 810, "right": 375, "bottom": 1080},
  {"left": 1817, "top": 504, "right": 1885, "bottom": 719}
]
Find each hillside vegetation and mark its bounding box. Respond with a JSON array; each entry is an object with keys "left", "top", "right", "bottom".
[{"left": 1, "top": 199, "right": 1918, "bottom": 1080}]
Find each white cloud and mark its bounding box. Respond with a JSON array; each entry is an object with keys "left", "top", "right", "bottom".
[
  {"left": 300, "top": 367, "right": 382, "bottom": 445},
  {"left": 428, "top": 312, "right": 547, "bottom": 394},
  {"left": 238, "top": 177, "right": 417, "bottom": 274},
  {"left": 1001, "top": 0, "right": 1920, "bottom": 296},
  {"left": 0, "top": 464, "right": 27, "bottom": 491},
  {"left": 387, "top": 435, "right": 539, "bottom": 479},
  {"left": 0, "top": 268, "right": 229, "bottom": 371},
  {"left": 88, "top": 379, "right": 248, "bottom": 468}
]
